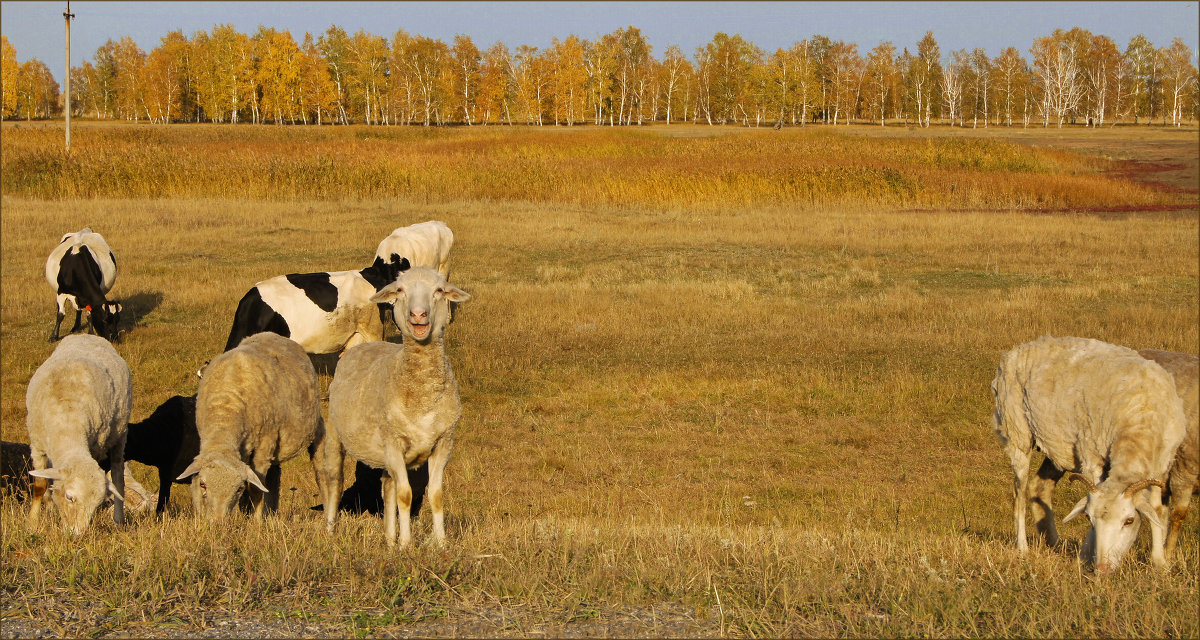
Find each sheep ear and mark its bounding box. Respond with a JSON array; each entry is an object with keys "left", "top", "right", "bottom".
[
  {"left": 29, "top": 468, "right": 64, "bottom": 481},
  {"left": 106, "top": 477, "right": 122, "bottom": 500},
  {"left": 1063, "top": 496, "right": 1089, "bottom": 524},
  {"left": 243, "top": 464, "right": 269, "bottom": 493},
  {"left": 177, "top": 460, "right": 203, "bottom": 481},
  {"left": 370, "top": 282, "right": 403, "bottom": 305},
  {"left": 1134, "top": 498, "right": 1165, "bottom": 530},
  {"left": 442, "top": 283, "right": 471, "bottom": 303}
]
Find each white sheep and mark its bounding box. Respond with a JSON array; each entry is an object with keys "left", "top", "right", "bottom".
[
  {"left": 992, "top": 336, "right": 1186, "bottom": 573},
  {"left": 178, "top": 332, "right": 336, "bottom": 519},
  {"left": 323, "top": 267, "right": 471, "bottom": 547},
  {"left": 25, "top": 334, "right": 132, "bottom": 535},
  {"left": 374, "top": 221, "right": 454, "bottom": 278},
  {"left": 1137, "top": 349, "right": 1199, "bottom": 560}
]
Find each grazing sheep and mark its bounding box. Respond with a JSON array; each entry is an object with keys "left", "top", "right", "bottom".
[
  {"left": 178, "top": 333, "right": 335, "bottom": 519},
  {"left": 374, "top": 221, "right": 454, "bottom": 279},
  {"left": 992, "top": 336, "right": 1187, "bottom": 573},
  {"left": 45, "top": 228, "right": 121, "bottom": 342},
  {"left": 1137, "top": 349, "right": 1199, "bottom": 559},
  {"left": 3, "top": 441, "right": 149, "bottom": 513},
  {"left": 324, "top": 267, "right": 471, "bottom": 547},
  {"left": 25, "top": 334, "right": 132, "bottom": 536},
  {"left": 222, "top": 256, "right": 409, "bottom": 354},
  {"left": 124, "top": 395, "right": 199, "bottom": 515}
]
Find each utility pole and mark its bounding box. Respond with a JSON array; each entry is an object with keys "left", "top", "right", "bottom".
[{"left": 64, "top": 1, "right": 74, "bottom": 151}]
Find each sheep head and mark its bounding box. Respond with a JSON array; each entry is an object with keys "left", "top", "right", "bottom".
[
  {"left": 28, "top": 462, "right": 118, "bottom": 536},
  {"left": 178, "top": 456, "right": 268, "bottom": 519},
  {"left": 371, "top": 267, "right": 470, "bottom": 344},
  {"left": 1062, "top": 478, "right": 1167, "bottom": 574}
]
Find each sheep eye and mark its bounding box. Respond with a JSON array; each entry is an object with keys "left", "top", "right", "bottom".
[
  {"left": 65, "top": 494, "right": 76, "bottom": 503},
  {"left": 1123, "top": 517, "right": 1135, "bottom": 527}
]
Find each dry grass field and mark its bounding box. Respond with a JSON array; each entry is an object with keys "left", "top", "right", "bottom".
[{"left": 1, "top": 121, "right": 1197, "bottom": 637}]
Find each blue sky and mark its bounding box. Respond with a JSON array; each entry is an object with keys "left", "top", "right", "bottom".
[{"left": 2, "top": 1, "right": 1197, "bottom": 85}]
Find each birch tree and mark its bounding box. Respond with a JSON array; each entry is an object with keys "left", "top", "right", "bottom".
[
  {"left": 1, "top": 36, "right": 18, "bottom": 119},
  {"left": 866, "top": 41, "right": 896, "bottom": 125},
  {"left": 1161, "top": 38, "right": 1197, "bottom": 127},
  {"left": 449, "top": 35, "right": 481, "bottom": 125}
]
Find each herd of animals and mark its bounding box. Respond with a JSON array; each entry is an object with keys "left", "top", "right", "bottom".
[
  {"left": 1, "top": 221, "right": 1197, "bottom": 575},
  {"left": 8, "top": 221, "right": 463, "bottom": 548}
]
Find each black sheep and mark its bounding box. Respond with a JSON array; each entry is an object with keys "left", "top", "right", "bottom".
[{"left": 124, "top": 395, "right": 200, "bottom": 515}]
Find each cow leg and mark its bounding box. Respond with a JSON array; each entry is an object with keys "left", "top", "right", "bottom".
[{"left": 50, "top": 295, "right": 70, "bottom": 341}]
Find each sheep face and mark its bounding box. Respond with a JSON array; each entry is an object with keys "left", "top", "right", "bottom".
[
  {"left": 371, "top": 267, "right": 470, "bottom": 344},
  {"left": 178, "top": 457, "right": 268, "bottom": 518},
  {"left": 1065, "top": 482, "right": 1166, "bottom": 573},
  {"left": 28, "top": 464, "right": 113, "bottom": 536}
]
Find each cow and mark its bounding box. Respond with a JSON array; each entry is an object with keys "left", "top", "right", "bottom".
[{"left": 45, "top": 228, "right": 121, "bottom": 342}]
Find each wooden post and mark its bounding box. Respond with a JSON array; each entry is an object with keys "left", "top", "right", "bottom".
[{"left": 64, "top": 1, "right": 74, "bottom": 151}]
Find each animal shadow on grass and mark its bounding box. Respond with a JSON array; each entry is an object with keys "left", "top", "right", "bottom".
[
  {"left": 311, "top": 461, "right": 428, "bottom": 517},
  {"left": 116, "top": 290, "right": 163, "bottom": 337}
]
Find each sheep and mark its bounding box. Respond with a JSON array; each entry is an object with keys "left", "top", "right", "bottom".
[
  {"left": 45, "top": 228, "right": 122, "bottom": 342},
  {"left": 374, "top": 220, "right": 454, "bottom": 279},
  {"left": 25, "top": 334, "right": 132, "bottom": 536},
  {"left": 177, "top": 333, "right": 336, "bottom": 519},
  {"left": 992, "top": 336, "right": 1187, "bottom": 573},
  {"left": 124, "top": 394, "right": 200, "bottom": 515},
  {"left": 373, "top": 220, "right": 456, "bottom": 332},
  {"left": 1137, "top": 349, "right": 1199, "bottom": 560},
  {"left": 323, "top": 267, "right": 471, "bottom": 547},
  {"left": 4, "top": 440, "right": 151, "bottom": 512},
  {"left": 222, "top": 256, "right": 409, "bottom": 354}
]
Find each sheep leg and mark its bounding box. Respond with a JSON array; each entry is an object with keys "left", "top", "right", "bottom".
[
  {"left": 261, "top": 463, "right": 281, "bottom": 516},
  {"left": 316, "top": 427, "right": 344, "bottom": 532},
  {"left": 154, "top": 466, "right": 172, "bottom": 516},
  {"left": 384, "top": 446, "right": 412, "bottom": 548},
  {"left": 1029, "top": 457, "right": 1064, "bottom": 547},
  {"left": 426, "top": 435, "right": 454, "bottom": 545},
  {"left": 1148, "top": 485, "right": 1168, "bottom": 569},
  {"left": 381, "top": 472, "right": 397, "bottom": 546},
  {"left": 1164, "top": 484, "right": 1194, "bottom": 559},
  {"left": 109, "top": 441, "right": 126, "bottom": 525},
  {"left": 1006, "top": 445, "right": 1032, "bottom": 553},
  {"left": 27, "top": 448, "right": 50, "bottom": 525}
]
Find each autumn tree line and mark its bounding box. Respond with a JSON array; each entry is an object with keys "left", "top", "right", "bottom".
[{"left": 1, "top": 25, "right": 1197, "bottom": 128}]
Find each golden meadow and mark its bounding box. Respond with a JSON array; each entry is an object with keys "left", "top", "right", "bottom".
[{"left": 1, "top": 121, "right": 1197, "bottom": 636}]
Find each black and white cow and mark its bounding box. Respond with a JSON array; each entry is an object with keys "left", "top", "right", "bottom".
[
  {"left": 45, "top": 228, "right": 121, "bottom": 342},
  {"left": 223, "top": 256, "right": 409, "bottom": 353}
]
